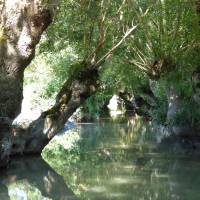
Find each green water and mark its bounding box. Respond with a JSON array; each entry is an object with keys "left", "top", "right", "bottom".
[{"left": 1, "top": 122, "right": 200, "bottom": 200}]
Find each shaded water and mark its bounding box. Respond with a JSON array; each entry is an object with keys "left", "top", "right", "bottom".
[
  {"left": 0, "top": 156, "right": 77, "bottom": 200},
  {"left": 1, "top": 122, "right": 200, "bottom": 199}
]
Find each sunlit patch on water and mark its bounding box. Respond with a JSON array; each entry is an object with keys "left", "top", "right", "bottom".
[
  {"left": 109, "top": 176, "right": 147, "bottom": 185},
  {"left": 122, "top": 164, "right": 136, "bottom": 169},
  {"left": 89, "top": 186, "right": 107, "bottom": 193},
  {"left": 2, "top": 122, "right": 200, "bottom": 200},
  {"left": 41, "top": 122, "right": 200, "bottom": 200}
]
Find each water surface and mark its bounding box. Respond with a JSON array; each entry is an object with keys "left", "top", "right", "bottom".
[{"left": 1, "top": 122, "right": 200, "bottom": 200}]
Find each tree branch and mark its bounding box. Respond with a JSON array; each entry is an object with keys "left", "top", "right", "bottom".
[{"left": 95, "top": 25, "right": 138, "bottom": 68}]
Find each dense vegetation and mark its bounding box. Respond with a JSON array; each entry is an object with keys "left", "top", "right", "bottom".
[
  {"left": 2, "top": 2, "right": 200, "bottom": 199},
  {"left": 25, "top": 0, "right": 200, "bottom": 129}
]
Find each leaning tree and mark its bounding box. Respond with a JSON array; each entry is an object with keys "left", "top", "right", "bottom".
[{"left": 0, "top": 0, "right": 140, "bottom": 167}]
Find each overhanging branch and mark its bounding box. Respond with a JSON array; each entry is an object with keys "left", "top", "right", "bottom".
[{"left": 95, "top": 25, "right": 138, "bottom": 68}]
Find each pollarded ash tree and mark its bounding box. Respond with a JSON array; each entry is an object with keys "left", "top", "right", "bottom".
[
  {"left": 123, "top": 0, "right": 200, "bottom": 130},
  {"left": 125, "top": 0, "right": 199, "bottom": 79}
]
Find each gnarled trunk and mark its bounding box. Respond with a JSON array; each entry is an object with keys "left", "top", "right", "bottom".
[
  {"left": 0, "top": 0, "right": 58, "bottom": 167},
  {"left": 11, "top": 65, "right": 99, "bottom": 155}
]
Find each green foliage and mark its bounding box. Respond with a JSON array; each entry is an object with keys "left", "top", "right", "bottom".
[
  {"left": 40, "top": 0, "right": 133, "bottom": 59},
  {"left": 125, "top": 0, "right": 200, "bottom": 77},
  {"left": 100, "top": 60, "right": 148, "bottom": 94},
  {"left": 25, "top": 0, "right": 139, "bottom": 111},
  {"left": 43, "top": 123, "right": 181, "bottom": 200},
  {"left": 149, "top": 57, "right": 200, "bottom": 125},
  {"left": 24, "top": 46, "right": 77, "bottom": 109},
  {"left": 83, "top": 93, "right": 109, "bottom": 118},
  {"left": 167, "top": 99, "right": 200, "bottom": 126},
  {"left": 24, "top": 0, "right": 200, "bottom": 128},
  {"left": 80, "top": 59, "right": 149, "bottom": 118}
]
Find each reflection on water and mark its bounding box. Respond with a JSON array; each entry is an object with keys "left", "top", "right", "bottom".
[
  {"left": 43, "top": 122, "right": 200, "bottom": 200},
  {"left": 1, "top": 122, "right": 200, "bottom": 200},
  {"left": 0, "top": 156, "right": 78, "bottom": 200}
]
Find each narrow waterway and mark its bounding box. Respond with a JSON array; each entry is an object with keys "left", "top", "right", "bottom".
[{"left": 1, "top": 122, "right": 200, "bottom": 200}]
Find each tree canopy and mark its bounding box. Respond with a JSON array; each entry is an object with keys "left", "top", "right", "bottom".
[{"left": 25, "top": 0, "right": 200, "bottom": 125}]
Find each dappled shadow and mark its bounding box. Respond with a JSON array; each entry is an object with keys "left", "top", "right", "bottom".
[
  {"left": 0, "top": 156, "right": 78, "bottom": 200},
  {"left": 44, "top": 122, "right": 200, "bottom": 200},
  {"left": 0, "top": 183, "right": 10, "bottom": 200}
]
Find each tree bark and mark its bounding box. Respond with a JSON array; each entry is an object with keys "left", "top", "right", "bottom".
[
  {"left": 0, "top": 0, "right": 57, "bottom": 118},
  {"left": 11, "top": 64, "right": 99, "bottom": 155},
  {"left": 0, "top": 0, "right": 58, "bottom": 167}
]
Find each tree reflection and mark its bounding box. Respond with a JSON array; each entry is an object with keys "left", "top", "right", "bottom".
[
  {"left": 43, "top": 122, "right": 200, "bottom": 200},
  {"left": 0, "top": 184, "right": 10, "bottom": 200},
  {"left": 0, "top": 156, "right": 78, "bottom": 200}
]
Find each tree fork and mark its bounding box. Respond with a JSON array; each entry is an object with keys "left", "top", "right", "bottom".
[{"left": 11, "top": 66, "right": 99, "bottom": 155}]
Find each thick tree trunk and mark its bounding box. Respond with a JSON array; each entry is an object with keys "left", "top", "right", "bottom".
[
  {"left": 160, "top": 86, "right": 196, "bottom": 140},
  {"left": 0, "top": 0, "right": 58, "bottom": 167},
  {"left": 0, "top": 0, "right": 57, "bottom": 117},
  {"left": 11, "top": 64, "right": 99, "bottom": 155}
]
